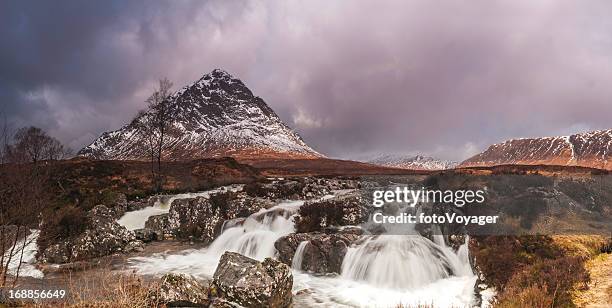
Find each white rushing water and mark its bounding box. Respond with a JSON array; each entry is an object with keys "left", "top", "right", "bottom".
[
  {"left": 117, "top": 184, "right": 243, "bottom": 230},
  {"left": 292, "top": 241, "right": 308, "bottom": 270},
  {"left": 127, "top": 192, "right": 477, "bottom": 307},
  {"left": 3, "top": 230, "right": 44, "bottom": 279}
]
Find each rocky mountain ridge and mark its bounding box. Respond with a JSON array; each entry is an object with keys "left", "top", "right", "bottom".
[{"left": 460, "top": 129, "right": 612, "bottom": 170}]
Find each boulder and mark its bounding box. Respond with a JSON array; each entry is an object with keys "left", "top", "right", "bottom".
[
  {"left": 40, "top": 205, "right": 142, "bottom": 263},
  {"left": 108, "top": 193, "right": 128, "bottom": 218},
  {"left": 126, "top": 197, "right": 153, "bottom": 211},
  {"left": 275, "top": 228, "right": 363, "bottom": 274},
  {"left": 294, "top": 193, "right": 368, "bottom": 233},
  {"left": 158, "top": 273, "right": 209, "bottom": 307},
  {"left": 168, "top": 192, "right": 271, "bottom": 243},
  {"left": 212, "top": 252, "right": 292, "bottom": 308},
  {"left": 145, "top": 214, "right": 172, "bottom": 240},
  {"left": 134, "top": 228, "right": 157, "bottom": 243}
]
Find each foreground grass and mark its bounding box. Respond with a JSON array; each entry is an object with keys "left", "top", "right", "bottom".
[
  {"left": 471, "top": 235, "right": 610, "bottom": 308},
  {"left": 6, "top": 272, "right": 160, "bottom": 308},
  {"left": 572, "top": 253, "right": 612, "bottom": 307}
]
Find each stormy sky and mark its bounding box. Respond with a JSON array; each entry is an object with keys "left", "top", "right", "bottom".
[{"left": 1, "top": 1, "right": 612, "bottom": 161}]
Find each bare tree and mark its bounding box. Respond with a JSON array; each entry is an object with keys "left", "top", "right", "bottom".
[
  {"left": 5, "top": 126, "right": 71, "bottom": 164},
  {"left": 0, "top": 163, "right": 47, "bottom": 287},
  {"left": 140, "top": 78, "right": 173, "bottom": 190},
  {"left": 133, "top": 109, "right": 157, "bottom": 182},
  {"left": 0, "top": 125, "right": 58, "bottom": 287}
]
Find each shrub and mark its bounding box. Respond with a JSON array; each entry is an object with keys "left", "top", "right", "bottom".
[
  {"left": 470, "top": 235, "right": 562, "bottom": 289},
  {"left": 496, "top": 284, "right": 554, "bottom": 308},
  {"left": 38, "top": 206, "right": 90, "bottom": 254},
  {"left": 601, "top": 237, "right": 612, "bottom": 254},
  {"left": 497, "top": 256, "right": 589, "bottom": 307}
]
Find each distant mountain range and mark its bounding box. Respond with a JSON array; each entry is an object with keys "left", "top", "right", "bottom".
[
  {"left": 368, "top": 154, "right": 457, "bottom": 170},
  {"left": 459, "top": 130, "right": 612, "bottom": 170},
  {"left": 78, "top": 69, "right": 322, "bottom": 160}
]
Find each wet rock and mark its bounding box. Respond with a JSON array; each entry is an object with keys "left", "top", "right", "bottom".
[
  {"left": 109, "top": 193, "right": 129, "bottom": 218},
  {"left": 125, "top": 240, "right": 145, "bottom": 252},
  {"left": 294, "top": 193, "right": 368, "bottom": 233},
  {"left": 472, "top": 277, "right": 486, "bottom": 307},
  {"left": 158, "top": 273, "right": 209, "bottom": 307},
  {"left": 275, "top": 229, "right": 362, "bottom": 274},
  {"left": 40, "top": 260, "right": 95, "bottom": 274},
  {"left": 145, "top": 214, "right": 172, "bottom": 240},
  {"left": 134, "top": 228, "right": 157, "bottom": 243},
  {"left": 168, "top": 192, "right": 271, "bottom": 243},
  {"left": 40, "top": 205, "right": 141, "bottom": 263},
  {"left": 448, "top": 234, "right": 467, "bottom": 251},
  {"left": 212, "top": 251, "right": 292, "bottom": 308},
  {"left": 126, "top": 197, "right": 153, "bottom": 212}
]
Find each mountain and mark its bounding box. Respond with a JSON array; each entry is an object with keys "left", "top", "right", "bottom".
[
  {"left": 78, "top": 69, "right": 323, "bottom": 160},
  {"left": 460, "top": 129, "right": 612, "bottom": 170},
  {"left": 368, "top": 154, "right": 458, "bottom": 170}
]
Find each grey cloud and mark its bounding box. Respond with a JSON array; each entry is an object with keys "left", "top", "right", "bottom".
[{"left": 1, "top": 1, "right": 612, "bottom": 161}]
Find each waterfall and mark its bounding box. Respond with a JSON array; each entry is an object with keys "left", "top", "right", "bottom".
[
  {"left": 128, "top": 194, "right": 477, "bottom": 307},
  {"left": 117, "top": 184, "right": 243, "bottom": 230},
  {"left": 3, "top": 230, "right": 44, "bottom": 278},
  {"left": 205, "top": 201, "right": 301, "bottom": 261},
  {"left": 341, "top": 235, "right": 463, "bottom": 289},
  {"left": 292, "top": 241, "right": 309, "bottom": 270}
]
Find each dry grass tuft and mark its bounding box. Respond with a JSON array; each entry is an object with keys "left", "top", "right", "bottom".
[
  {"left": 552, "top": 235, "right": 607, "bottom": 258},
  {"left": 16, "top": 271, "right": 159, "bottom": 308}
]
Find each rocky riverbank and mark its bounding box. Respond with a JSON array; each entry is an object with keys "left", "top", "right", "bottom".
[{"left": 5, "top": 172, "right": 610, "bottom": 307}]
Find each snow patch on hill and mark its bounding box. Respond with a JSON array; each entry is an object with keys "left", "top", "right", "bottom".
[{"left": 368, "top": 154, "right": 458, "bottom": 170}]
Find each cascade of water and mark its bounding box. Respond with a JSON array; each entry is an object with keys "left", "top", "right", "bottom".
[
  {"left": 128, "top": 193, "right": 477, "bottom": 307},
  {"left": 291, "top": 241, "right": 309, "bottom": 270},
  {"left": 205, "top": 201, "right": 300, "bottom": 261},
  {"left": 341, "top": 235, "right": 470, "bottom": 290},
  {"left": 3, "top": 230, "right": 44, "bottom": 278},
  {"left": 129, "top": 200, "right": 304, "bottom": 278},
  {"left": 117, "top": 184, "right": 243, "bottom": 230}
]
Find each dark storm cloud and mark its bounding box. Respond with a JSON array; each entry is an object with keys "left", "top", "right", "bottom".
[{"left": 2, "top": 1, "right": 612, "bottom": 160}]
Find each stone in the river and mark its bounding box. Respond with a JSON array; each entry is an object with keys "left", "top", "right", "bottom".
[
  {"left": 158, "top": 273, "right": 209, "bottom": 307},
  {"left": 212, "top": 252, "right": 292, "bottom": 308},
  {"left": 145, "top": 213, "right": 172, "bottom": 240},
  {"left": 126, "top": 197, "right": 153, "bottom": 212},
  {"left": 134, "top": 228, "right": 158, "bottom": 243},
  {"left": 294, "top": 193, "right": 368, "bottom": 233},
  {"left": 275, "top": 228, "right": 363, "bottom": 274},
  {"left": 168, "top": 192, "right": 271, "bottom": 243},
  {"left": 40, "top": 205, "right": 141, "bottom": 263}
]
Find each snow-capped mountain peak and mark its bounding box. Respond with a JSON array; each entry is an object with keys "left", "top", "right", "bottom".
[{"left": 78, "top": 69, "right": 323, "bottom": 160}]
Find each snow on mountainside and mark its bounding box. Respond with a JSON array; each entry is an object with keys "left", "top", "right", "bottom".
[
  {"left": 78, "top": 69, "right": 323, "bottom": 160},
  {"left": 459, "top": 129, "right": 612, "bottom": 170},
  {"left": 368, "top": 154, "right": 458, "bottom": 170}
]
